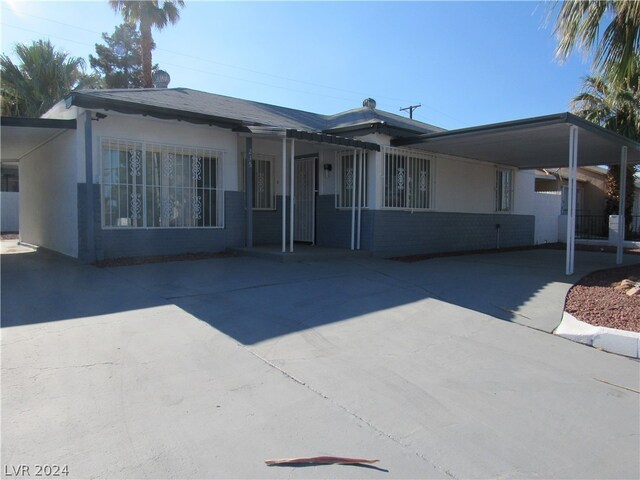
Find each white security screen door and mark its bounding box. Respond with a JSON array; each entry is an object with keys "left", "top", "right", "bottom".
[{"left": 294, "top": 157, "right": 316, "bottom": 243}]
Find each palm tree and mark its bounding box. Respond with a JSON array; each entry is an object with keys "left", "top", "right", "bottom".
[
  {"left": 553, "top": 0, "right": 640, "bottom": 82},
  {"left": 1, "top": 39, "right": 91, "bottom": 117},
  {"left": 109, "top": 1, "right": 184, "bottom": 88},
  {"left": 572, "top": 65, "right": 640, "bottom": 141},
  {"left": 571, "top": 56, "right": 639, "bottom": 229}
]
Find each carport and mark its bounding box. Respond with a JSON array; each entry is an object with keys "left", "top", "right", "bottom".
[
  {"left": 1, "top": 116, "right": 77, "bottom": 161},
  {"left": 393, "top": 112, "right": 640, "bottom": 274},
  {"left": 0, "top": 117, "right": 78, "bottom": 236}
]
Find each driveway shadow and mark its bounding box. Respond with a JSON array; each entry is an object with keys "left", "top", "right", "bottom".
[{"left": 3, "top": 246, "right": 637, "bottom": 340}]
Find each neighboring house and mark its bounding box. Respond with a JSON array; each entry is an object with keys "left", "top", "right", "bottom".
[
  {"left": 2, "top": 85, "right": 637, "bottom": 263},
  {"left": 535, "top": 166, "right": 608, "bottom": 215},
  {"left": 533, "top": 166, "right": 640, "bottom": 243},
  {"left": 1, "top": 164, "right": 19, "bottom": 233}
]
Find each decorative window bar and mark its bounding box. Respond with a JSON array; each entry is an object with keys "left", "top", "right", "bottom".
[
  {"left": 335, "top": 150, "right": 368, "bottom": 209},
  {"left": 101, "top": 138, "right": 224, "bottom": 228},
  {"left": 383, "top": 146, "right": 434, "bottom": 210},
  {"left": 252, "top": 153, "right": 276, "bottom": 210}
]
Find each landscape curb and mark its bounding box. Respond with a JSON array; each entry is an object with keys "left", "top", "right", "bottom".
[{"left": 554, "top": 312, "right": 640, "bottom": 359}]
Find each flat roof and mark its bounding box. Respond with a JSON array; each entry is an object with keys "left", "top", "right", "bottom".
[{"left": 393, "top": 113, "right": 640, "bottom": 168}]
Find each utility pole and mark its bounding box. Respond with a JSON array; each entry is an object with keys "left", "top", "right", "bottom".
[{"left": 400, "top": 103, "right": 421, "bottom": 119}]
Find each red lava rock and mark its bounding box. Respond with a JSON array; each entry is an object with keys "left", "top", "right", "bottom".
[{"left": 565, "top": 264, "right": 640, "bottom": 333}]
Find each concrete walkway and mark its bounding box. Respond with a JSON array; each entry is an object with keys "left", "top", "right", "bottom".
[{"left": 2, "top": 246, "right": 639, "bottom": 478}]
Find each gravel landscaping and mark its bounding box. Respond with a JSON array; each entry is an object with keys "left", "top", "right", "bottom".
[{"left": 565, "top": 264, "right": 640, "bottom": 333}]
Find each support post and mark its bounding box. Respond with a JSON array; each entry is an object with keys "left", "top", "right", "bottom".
[
  {"left": 617, "top": 146, "right": 628, "bottom": 264},
  {"left": 351, "top": 148, "right": 357, "bottom": 250},
  {"left": 357, "top": 148, "right": 363, "bottom": 250},
  {"left": 282, "top": 137, "right": 287, "bottom": 253},
  {"left": 289, "top": 138, "right": 295, "bottom": 253},
  {"left": 245, "top": 137, "right": 253, "bottom": 248},
  {"left": 566, "top": 126, "right": 578, "bottom": 275}
]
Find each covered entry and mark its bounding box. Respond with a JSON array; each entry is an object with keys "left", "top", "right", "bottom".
[
  {"left": 241, "top": 127, "right": 379, "bottom": 253},
  {"left": 394, "top": 112, "right": 640, "bottom": 274}
]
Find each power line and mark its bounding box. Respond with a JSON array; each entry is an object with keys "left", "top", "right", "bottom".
[
  {"left": 1, "top": 22, "right": 374, "bottom": 108},
  {"left": 2, "top": 15, "right": 472, "bottom": 126},
  {"left": 9, "top": 12, "right": 421, "bottom": 106}
]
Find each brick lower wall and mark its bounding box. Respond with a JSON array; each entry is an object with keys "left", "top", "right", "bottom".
[
  {"left": 316, "top": 195, "right": 372, "bottom": 250},
  {"left": 371, "top": 210, "right": 535, "bottom": 257},
  {"left": 77, "top": 187, "right": 535, "bottom": 261}
]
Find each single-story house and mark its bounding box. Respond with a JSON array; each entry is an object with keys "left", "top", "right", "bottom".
[{"left": 2, "top": 84, "right": 639, "bottom": 273}]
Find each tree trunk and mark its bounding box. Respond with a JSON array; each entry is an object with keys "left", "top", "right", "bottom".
[{"left": 140, "top": 20, "right": 153, "bottom": 88}]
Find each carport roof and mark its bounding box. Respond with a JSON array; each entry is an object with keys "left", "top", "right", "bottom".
[
  {"left": 392, "top": 112, "right": 640, "bottom": 169},
  {"left": 1, "top": 116, "right": 76, "bottom": 162}
]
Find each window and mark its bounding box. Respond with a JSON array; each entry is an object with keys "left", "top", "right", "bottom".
[
  {"left": 1, "top": 166, "right": 19, "bottom": 192},
  {"left": 253, "top": 154, "right": 275, "bottom": 210},
  {"left": 561, "top": 185, "right": 584, "bottom": 214},
  {"left": 383, "top": 147, "right": 434, "bottom": 210},
  {"left": 101, "top": 138, "right": 224, "bottom": 228},
  {"left": 241, "top": 153, "right": 275, "bottom": 210},
  {"left": 495, "top": 169, "right": 514, "bottom": 212},
  {"left": 336, "top": 150, "right": 368, "bottom": 208}
]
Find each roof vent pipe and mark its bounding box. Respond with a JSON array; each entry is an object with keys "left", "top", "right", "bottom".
[
  {"left": 362, "top": 98, "right": 376, "bottom": 109},
  {"left": 153, "top": 70, "right": 171, "bottom": 88}
]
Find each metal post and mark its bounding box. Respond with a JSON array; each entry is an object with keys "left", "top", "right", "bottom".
[
  {"left": 282, "top": 137, "right": 287, "bottom": 253},
  {"left": 566, "top": 126, "right": 578, "bottom": 275},
  {"left": 245, "top": 137, "right": 253, "bottom": 248},
  {"left": 289, "top": 138, "right": 295, "bottom": 253},
  {"left": 357, "top": 148, "right": 363, "bottom": 250},
  {"left": 617, "top": 146, "right": 628, "bottom": 264},
  {"left": 351, "top": 148, "right": 357, "bottom": 250}
]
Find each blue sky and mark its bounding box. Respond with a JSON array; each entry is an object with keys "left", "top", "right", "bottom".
[{"left": 1, "top": 1, "right": 594, "bottom": 129}]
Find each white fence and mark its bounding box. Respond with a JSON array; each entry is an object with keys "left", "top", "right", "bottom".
[
  {"left": 533, "top": 191, "right": 561, "bottom": 244},
  {"left": 1, "top": 192, "right": 19, "bottom": 233}
]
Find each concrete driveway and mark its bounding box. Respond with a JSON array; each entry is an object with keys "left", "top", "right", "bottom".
[{"left": 2, "top": 246, "right": 639, "bottom": 478}]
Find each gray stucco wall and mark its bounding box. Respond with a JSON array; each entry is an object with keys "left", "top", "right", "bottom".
[
  {"left": 370, "top": 210, "right": 535, "bottom": 257},
  {"left": 78, "top": 184, "right": 245, "bottom": 262}
]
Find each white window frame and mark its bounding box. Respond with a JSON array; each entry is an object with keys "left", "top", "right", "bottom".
[
  {"left": 495, "top": 168, "right": 514, "bottom": 213},
  {"left": 382, "top": 146, "right": 435, "bottom": 211},
  {"left": 335, "top": 150, "right": 368, "bottom": 209},
  {"left": 100, "top": 137, "right": 225, "bottom": 229}
]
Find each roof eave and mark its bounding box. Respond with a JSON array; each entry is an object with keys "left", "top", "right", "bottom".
[
  {"left": 0, "top": 116, "right": 77, "bottom": 129},
  {"left": 392, "top": 112, "right": 640, "bottom": 152},
  {"left": 66, "top": 91, "right": 249, "bottom": 130},
  {"left": 324, "top": 122, "right": 429, "bottom": 139}
]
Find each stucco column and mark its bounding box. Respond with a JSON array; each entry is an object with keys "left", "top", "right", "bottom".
[{"left": 84, "top": 111, "right": 96, "bottom": 263}]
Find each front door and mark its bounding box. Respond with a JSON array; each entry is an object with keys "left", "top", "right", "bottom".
[{"left": 294, "top": 157, "right": 316, "bottom": 243}]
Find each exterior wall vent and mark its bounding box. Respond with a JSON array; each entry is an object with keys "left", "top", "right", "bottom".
[
  {"left": 362, "top": 98, "right": 376, "bottom": 109},
  {"left": 153, "top": 70, "right": 171, "bottom": 88}
]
